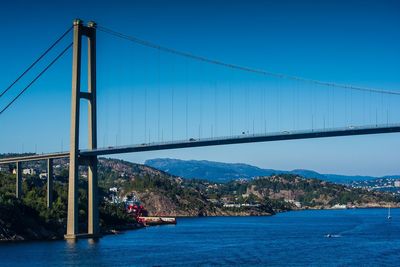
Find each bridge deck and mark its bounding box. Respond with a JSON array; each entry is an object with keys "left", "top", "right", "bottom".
[
  {"left": 0, "top": 152, "right": 69, "bottom": 164},
  {"left": 1, "top": 124, "right": 400, "bottom": 164}
]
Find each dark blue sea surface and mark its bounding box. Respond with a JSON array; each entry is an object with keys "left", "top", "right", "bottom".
[{"left": 1, "top": 208, "right": 399, "bottom": 266}]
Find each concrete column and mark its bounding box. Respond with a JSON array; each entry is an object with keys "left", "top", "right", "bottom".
[
  {"left": 65, "top": 19, "right": 83, "bottom": 239},
  {"left": 87, "top": 21, "right": 99, "bottom": 236},
  {"left": 88, "top": 158, "right": 98, "bottom": 235},
  {"left": 16, "top": 162, "right": 22, "bottom": 199},
  {"left": 47, "top": 158, "right": 53, "bottom": 208}
]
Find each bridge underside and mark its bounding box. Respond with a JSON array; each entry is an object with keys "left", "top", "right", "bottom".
[{"left": 1, "top": 124, "right": 400, "bottom": 164}]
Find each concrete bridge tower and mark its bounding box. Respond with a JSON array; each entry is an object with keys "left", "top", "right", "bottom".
[{"left": 64, "top": 19, "right": 99, "bottom": 240}]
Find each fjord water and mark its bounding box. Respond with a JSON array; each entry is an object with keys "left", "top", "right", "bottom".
[{"left": 1, "top": 209, "right": 399, "bottom": 266}]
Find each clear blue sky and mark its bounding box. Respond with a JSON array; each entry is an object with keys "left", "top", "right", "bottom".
[{"left": 0, "top": 0, "right": 399, "bottom": 176}]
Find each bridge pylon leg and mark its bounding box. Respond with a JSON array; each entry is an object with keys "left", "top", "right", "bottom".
[
  {"left": 65, "top": 19, "right": 82, "bottom": 240},
  {"left": 87, "top": 21, "right": 99, "bottom": 236}
]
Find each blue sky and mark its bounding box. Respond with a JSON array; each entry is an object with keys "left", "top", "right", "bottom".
[{"left": 0, "top": 0, "right": 399, "bottom": 176}]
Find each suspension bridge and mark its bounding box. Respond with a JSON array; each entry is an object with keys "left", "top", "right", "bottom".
[{"left": 0, "top": 19, "right": 399, "bottom": 239}]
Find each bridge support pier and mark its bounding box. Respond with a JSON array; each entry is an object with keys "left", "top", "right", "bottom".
[
  {"left": 16, "top": 161, "right": 22, "bottom": 199},
  {"left": 47, "top": 159, "right": 53, "bottom": 208},
  {"left": 65, "top": 19, "right": 99, "bottom": 240}
]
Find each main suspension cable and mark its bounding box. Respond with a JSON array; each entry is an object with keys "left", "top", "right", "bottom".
[
  {"left": 97, "top": 25, "right": 400, "bottom": 96},
  {"left": 0, "top": 26, "right": 73, "bottom": 98},
  {"left": 0, "top": 43, "right": 73, "bottom": 116}
]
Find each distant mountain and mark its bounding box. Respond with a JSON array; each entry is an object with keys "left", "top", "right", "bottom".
[{"left": 145, "top": 158, "right": 400, "bottom": 184}]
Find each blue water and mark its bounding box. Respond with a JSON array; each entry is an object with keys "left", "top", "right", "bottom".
[{"left": 1, "top": 209, "right": 400, "bottom": 266}]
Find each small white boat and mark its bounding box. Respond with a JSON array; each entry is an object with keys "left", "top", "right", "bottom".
[
  {"left": 325, "top": 234, "right": 340, "bottom": 238},
  {"left": 387, "top": 206, "right": 392, "bottom": 220}
]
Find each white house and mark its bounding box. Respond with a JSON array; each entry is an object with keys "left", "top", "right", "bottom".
[
  {"left": 22, "top": 168, "right": 36, "bottom": 175},
  {"left": 109, "top": 187, "right": 118, "bottom": 193}
]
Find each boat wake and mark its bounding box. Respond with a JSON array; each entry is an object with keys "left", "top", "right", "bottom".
[{"left": 325, "top": 234, "right": 341, "bottom": 238}]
